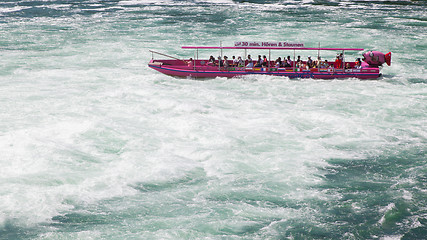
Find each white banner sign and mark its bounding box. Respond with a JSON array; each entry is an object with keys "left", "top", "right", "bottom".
[{"left": 234, "top": 41, "right": 304, "bottom": 48}]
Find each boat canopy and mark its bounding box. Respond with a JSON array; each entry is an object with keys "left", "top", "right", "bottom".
[
  {"left": 182, "top": 46, "right": 364, "bottom": 51},
  {"left": 183, "top": 41, "right": 363, "bottom": 51}
]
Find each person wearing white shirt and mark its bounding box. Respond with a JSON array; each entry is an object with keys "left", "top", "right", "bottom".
[{"left": 246, "top": 55, "right": 254, "bottom": 68}]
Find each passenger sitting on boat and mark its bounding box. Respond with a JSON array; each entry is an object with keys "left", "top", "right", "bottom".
[
  {"left": 296, "top": 56, "right": 302, "bottom": 64},
  {"left": 246, "top": 55, "right": 254, "bottom": 68},
  {"left": 255, "top": 55, "right": 262, "bottom": 67},
  {"left": 275, "top": 57, "right": 282, "bottom": 68},
  {"left": 218, "top": 56, "right": 223, "bottom": 67},
  {"left": 262, "top": 55, "right": 268, "bottom": 67},
  {"left": 285, "top": 56, "right": 292, "bottom": 67},
  {"left": 345, "top": 63, "right": 351, "bottom": 69},
  {"left": 296, "top": 61, "right": 306, "bottom": 69},
  {"left": 324, "top": 60, "right": 330, "bottom": 68},
  {"left": 208, "top": 56, "right": 216, "bottom": 66},
  {"left": 223, "top": 56, "right": 229, "bottom": 68},
  {"left": 307, "top": 56, "right": 314, "bottom": 68},
  {"left": 355, "top": 58, "right": 362, "bottom": 69},
  {"left": 237, "top": 56, "right": 244, "bottom": 67},
  {"left": 232, "top": 56, "right": 238, "bottom": 67},
  {"left": 315, "top": 56, "right": 322, "bottom": 68},
  {"left": 187, "top": 58, "right": 194, "bottom": 67}
]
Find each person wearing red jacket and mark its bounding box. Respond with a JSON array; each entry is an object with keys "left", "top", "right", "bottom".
[{"left": 334, "top": 54, "right": 342, "bottom": 68}]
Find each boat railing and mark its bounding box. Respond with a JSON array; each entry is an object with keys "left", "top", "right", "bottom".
[{"left": 149, "top": 50, "right": 189, "bottom": 65}]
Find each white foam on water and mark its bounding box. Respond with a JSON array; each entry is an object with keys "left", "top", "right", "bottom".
[
  {"left": 0, "top": 120, "right": 94, "bottom": 226},
  {"left": 0, "top": 1, "right": 426, "bottom": 238},
  {"left": 381, "top": 235, "right": 404, "bottom": 240},
  {"left": 119, "top": 0, "right": 173, "bottom": 5},
  {"left": 0, "top": 6, "right": 30, "bottom": 14}
]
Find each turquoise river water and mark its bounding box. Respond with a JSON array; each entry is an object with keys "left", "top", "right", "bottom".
[{"left": 0, "top": 0, "right": 426, "bottom": 239}]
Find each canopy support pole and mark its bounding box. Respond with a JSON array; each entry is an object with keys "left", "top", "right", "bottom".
[
  {"left": 342, "top": 50, "right": 345, "bottom": 71},
  {"left": 318, "top": 43, "right": 320, "bottom": 73},
  {"left": 219, "top": 41, "right": 222, "bottom": 71},
  {"left": 193, "top": 50, "right": 196, "bottom": 71},
  {"left": 244, "top": 49, "right": 247, "bottom": 66},
  {"left": 220, "top": 41, "right": 223, "bottom": 58},
  {"left": 293, "top": 49, "right": 295, "bottom": 72}
]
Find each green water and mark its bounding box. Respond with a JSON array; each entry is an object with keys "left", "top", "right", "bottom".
[{"left": 0, "top": 0, "right": 426, "bottom": 239}]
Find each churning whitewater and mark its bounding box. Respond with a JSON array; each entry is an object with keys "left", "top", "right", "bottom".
[{"left": 0, "top": 0, "right": 426, "bottom": 239}]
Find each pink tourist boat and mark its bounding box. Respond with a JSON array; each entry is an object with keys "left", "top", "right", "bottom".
[{"left": 148, "top": 42, "right": 391, "bottom": 79}]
